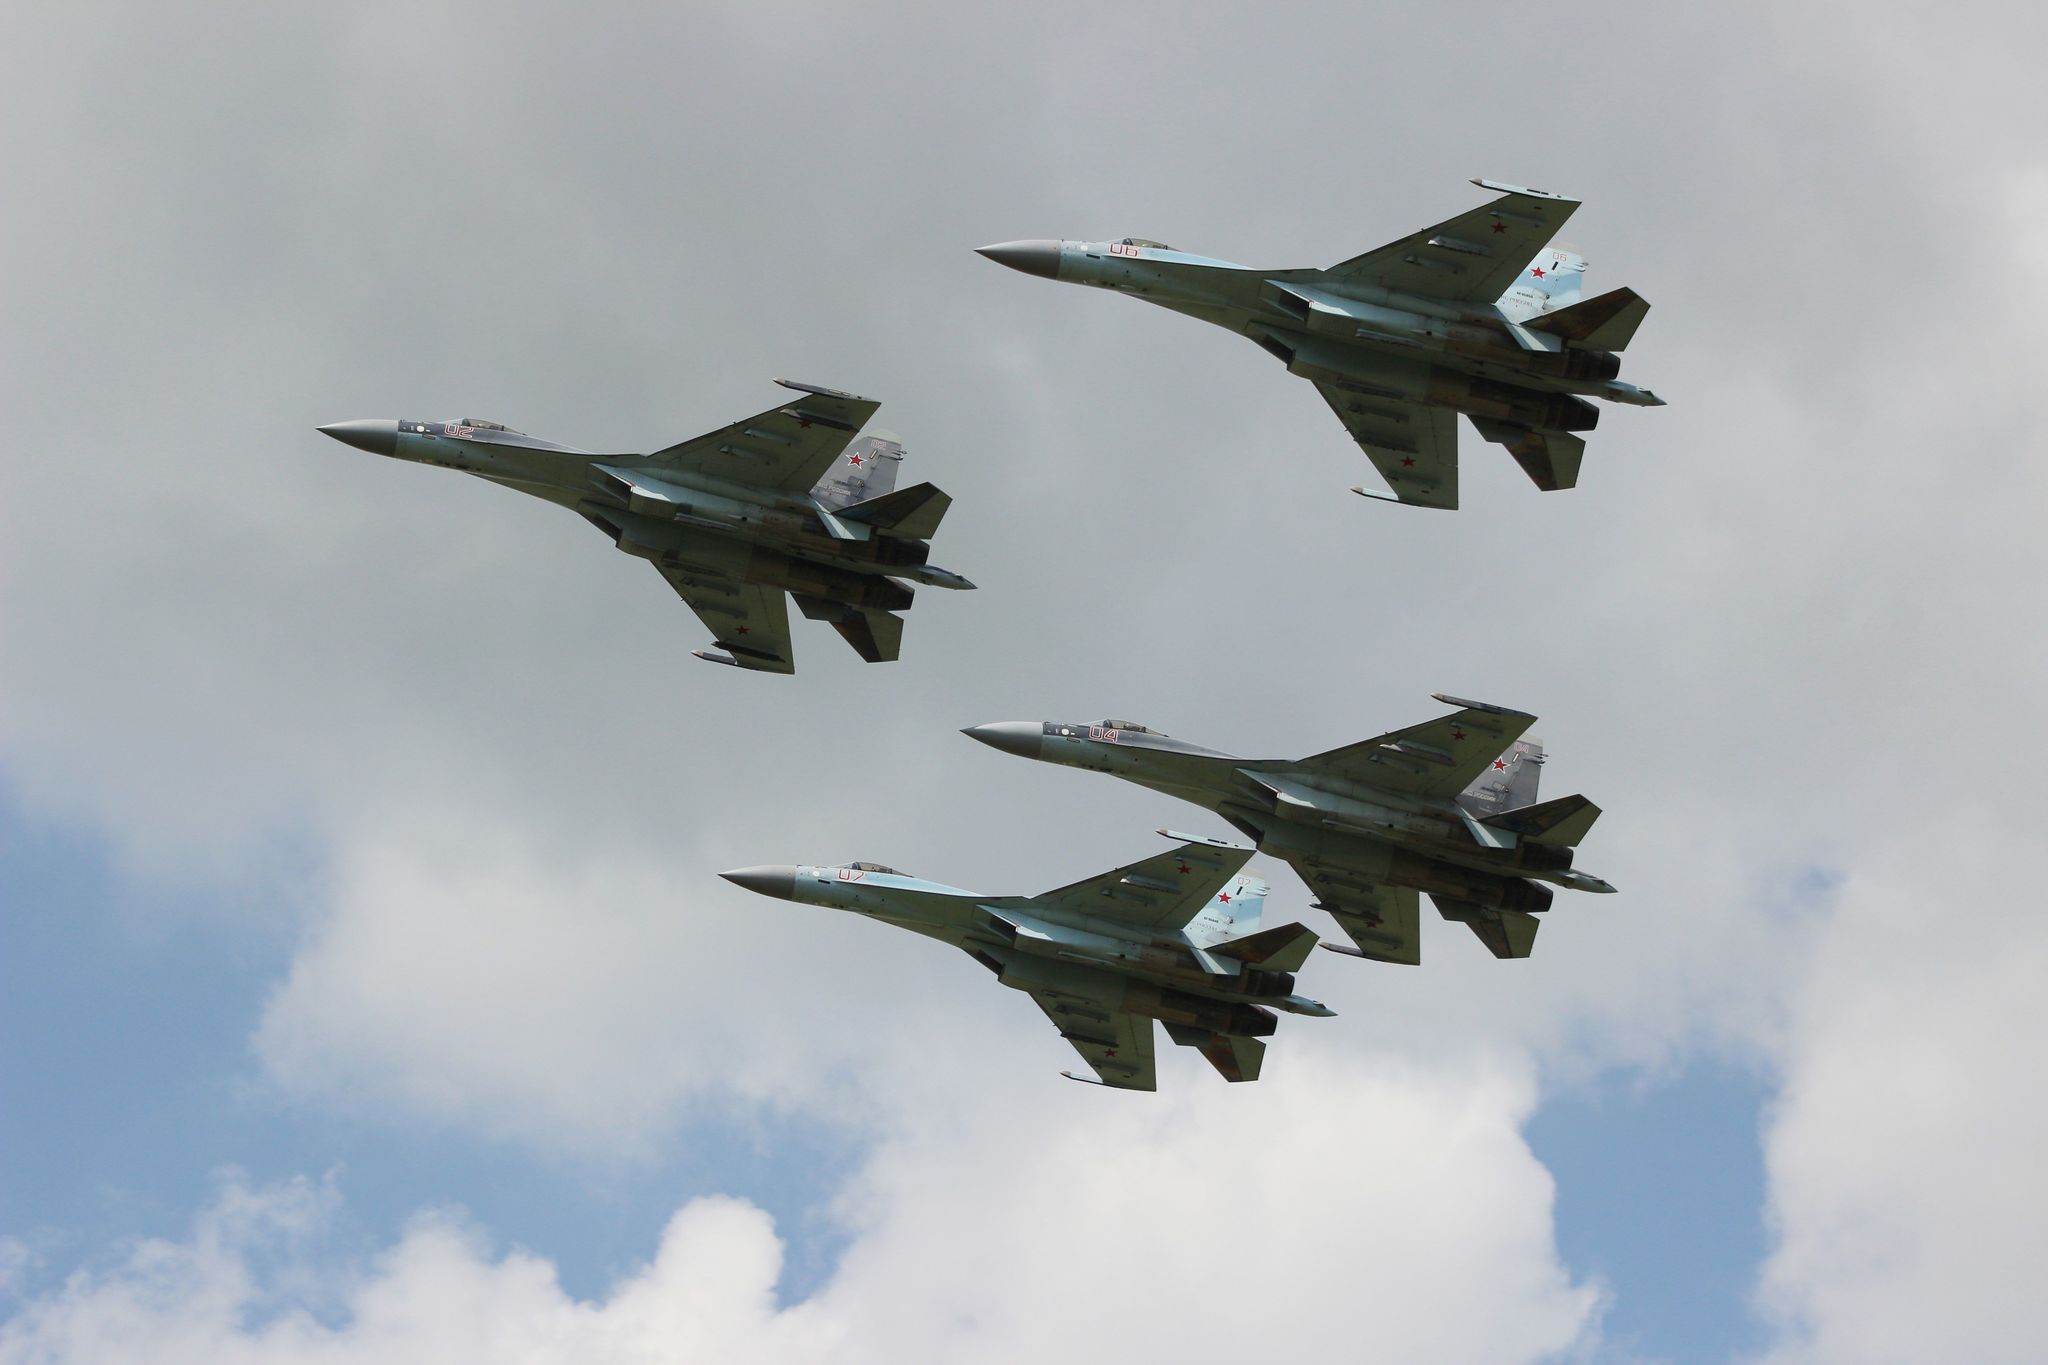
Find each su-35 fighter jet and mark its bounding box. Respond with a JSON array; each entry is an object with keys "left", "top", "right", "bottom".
[
  {"left": 979, "top": 180, "right": 1662, "bottom": 509},
  {"left": 965, "top": 696, "right": 1615, "bottom": 964},
  {"left": 319, "top": 380, "right": 973, "bottom": 673},
  {"left": 721, "top": 835, "right": 1334, "bottom": 1091}
]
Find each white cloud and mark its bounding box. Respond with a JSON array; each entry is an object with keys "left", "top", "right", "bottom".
[
  {"left": 8, "top": 3, "right": 2048, "bottom": 1361},
  {"left": 1752, "top": 824, "right": 2048, "bottom": 1365},
  {"left": 0, "top": 1062, "right": 1598, "bottom": 1365}
]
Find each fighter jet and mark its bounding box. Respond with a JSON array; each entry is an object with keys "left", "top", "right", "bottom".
[
  {"left": 721, "top": 835, "right": 1334, "bottom": 1090},
  {"left": 964, "top": 696, "right": 1615, "bottom": 964},
  {"left": 318, "top": 380, "right": 973, "bottom": 673},
  {"left": 979, "top": 180, "right": 1662, "bottom": 509}
]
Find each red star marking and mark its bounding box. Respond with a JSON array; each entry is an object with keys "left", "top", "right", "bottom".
[
  {"left": 1102, "top": 1048, "right": 1117, "bottom": 1058},
  {"left": 847, "top": 453, "right": 863, "bottom": 465},
  {"left": 1530, "top": 266, "right": 1547, "bottom": 278},
  {"left": 1218, "top": 892, "right": 1232, "bottom": 904},
  {"left": 1177, "top": 862, "right": 1191, "bottom": 874},
  {"left": 1451, "top": 728, "right": 1467, "bottom": 741},
  {"left": 1492, "top": 758, "right": 1508, "bottom": 771},
  {"left": 735, "top": 625, "right": 751, "bottom": 635},
  {"left": 1491, "top": 221, "right": 1507, "bottom": 234},
  {"left": 1400, "top": 456, "right": 1416, "bottom": 467},
  {"left": 796, "top": 417, "right": 813, "bottom": 429}
]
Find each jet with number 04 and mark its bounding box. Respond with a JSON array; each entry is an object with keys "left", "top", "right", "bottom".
[
  {"left": 965, "top": 696, "right": 1615, "bottom": 965},
  {"left": 318, "top": 380, "right": 974, "bottom": 673},
  {"left": 721, "top": 834, "right": 1334, "bottom": 1091},
  {"left": 979, "top": 180, "right": 1662, "bottom": 509}
]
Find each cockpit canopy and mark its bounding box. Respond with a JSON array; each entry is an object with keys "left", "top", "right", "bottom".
[
  {"left": 443, "top": 418, "right": 524, "bottom": 434},
  {"left": 1097, "top": 719, "right": 1163, "bottom": 735},
  {"left": 846, "top": 861, "right": 903, "bottom": 874},
  {"left": 1117, "top": 238, "right": 1173, "bottom": 250}
]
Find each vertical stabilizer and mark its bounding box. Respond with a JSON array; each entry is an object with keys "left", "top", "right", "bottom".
[
  {"left": 1456, "top": 738, "right": 1544, "bottom": 817},
  {"left": 1495, "top": 247, "right": 1587, "bottom": 322},
  {"left": 1182, "top": 874, "right": 1269, "bottom": 947},
  {"left": 811, "top": 433, "right": 904, "bottom": 511}
]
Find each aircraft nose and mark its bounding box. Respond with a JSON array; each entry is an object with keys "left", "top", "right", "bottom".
[
  {"left": 961, "top": 722, "right": 1043, "bottom": 760},
  {"left": 720, "top": 865, "right": 797, "bottom": 900},
  {"left": 317, "top": 419, "right": 399, "bottom": 456},
  {"left": 975, "top": 240, "right": 1062, "bottom": 280}
]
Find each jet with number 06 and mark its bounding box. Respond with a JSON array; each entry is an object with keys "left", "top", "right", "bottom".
[
  {"left": 979, "top": 180, "right": 1663, "bottom": 509},
  {"left": 965, "top": 697, "right": 1615, "bottom": 965},
  {"left": 720, "top": 834, "right": 1334, "bottom": 1091},
  {"left": 318, "top": 380, "right": 974, "bottom": 673}
]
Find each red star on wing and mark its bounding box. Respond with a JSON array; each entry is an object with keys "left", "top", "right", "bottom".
[
  {"left": 1451, "top": 728, "right": 1467, "bottom": 741},
  {"left": 1177, "top": 862, "right": 1191, "bottom": 874},
  {"left": 1491, "top": 221, "right": 1507, "bottom": 234},
  {"left": 847, "top": 453, "right": 863, "bottom": 465},
  {"left": 1400, "top": 456, "right": 1416, "bottom": 467},
  {"left": 735, "top": 625, "right": 751, "bottom": 636},
  {"left": 1492, "top": 758, "right": 1508, "bottom": 771},
  {"left": 1530, "top": 266, "right": 1547, "bottom": 278},
  {"left": 1217, "top": 892, "right": 1232, "bottom": 904}
]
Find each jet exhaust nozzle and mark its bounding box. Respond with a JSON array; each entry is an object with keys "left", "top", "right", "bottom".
[
  {"left": 1517, "top": 843, "right": 1574, "bottom": 874},
  {"left": 1500, "top": 879, "right": 1554, "bottom": 915}
]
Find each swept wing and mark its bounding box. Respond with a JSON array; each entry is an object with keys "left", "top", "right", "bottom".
[
  {"left": 656, "top": 566, "right": 795, "bottom": 673},
  {"left": 1029, "top": 993, "right": 1157, "bottom": 1090},
  {"left": 1000, "top": 840, "right": 1256, "bottom": 933},
  {"left": 1317, "top": 181, "right": 1580, "bottom": 307},
  {"left": 1317, "top": 383, "right": 1460, "bottom": 509},
  {"left": 1281, "top": 694, "right": 1538, "bottom": 800},
  {"left": 637, "top": 380, "right": 880, "bottom": 494},
  {"left": 1300, "top": 874, "right": 1422, "bottom": 966}
]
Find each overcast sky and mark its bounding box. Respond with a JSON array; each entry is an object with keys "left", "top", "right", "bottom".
[{"left": 4, "top": 3, "right": 2046, "bottom": 1362}]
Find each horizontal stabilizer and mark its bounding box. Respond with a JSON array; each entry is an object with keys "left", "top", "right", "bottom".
[
  {"left": 839, "top": 481, "right": 951, "bottom": 540},
  {"left": 1482, "top": 793, "right": 1601, "bottom": 846},
  {"left": 1467, "top": 418, "right": 1585, "bottom": 493},
  {"left": 833, "top": 609, "right": 904, "bottom": 663},
  {"left": 790, "top": 593, "right": 845, "bottom": 622},
  {"left": 1163, "top": 1025, "right": 1265, "bottom": 1083},
  {"left": 1523, "top": 286, "right": 1650, "bottom": 351},
  {"left": 1432, "top": 896, "right": 1540, "bottom": 959},
  {"left": 1209, "top": 921, "right": 1319, "bottom": 973}
]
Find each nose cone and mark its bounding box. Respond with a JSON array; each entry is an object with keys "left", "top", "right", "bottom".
[
  {"left": 317, "top": 419, "right": 399, "bottom": 456},
  {"left": 976, "top": 240, "right": 1062, "bottom": 280},
  {"left": 961, "top": 722, "right": 1044, "bottom": 760},
  {"left": 720, "top": 865, "right": 797, "bottom": 900}
]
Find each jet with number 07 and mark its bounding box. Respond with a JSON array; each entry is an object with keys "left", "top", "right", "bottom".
[
  {"left": 965, "top": 696, "right": 1616, "bottom": 965},
  {"left": 720, "top": 834, "right": 1334, "bottom": 1091},
  {"left": 318, "top": 380, "right": 974, "bottom": 674},
  {"left": 979, "top": 179, "right": 1663, "bottom": 509}
]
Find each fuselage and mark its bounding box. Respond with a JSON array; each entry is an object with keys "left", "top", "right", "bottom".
[
  {"left": 981, "top": 238, "right": 1660, "bottom": 424},
  {"left": 964, "top": 719, "right": 1593, "bottom": 916},
  {"left": 320, "top": 417, "right": 941, "bottom": 599},
  {"left": 722, "top": 861, "right": 1331, "bottom": 1020}
]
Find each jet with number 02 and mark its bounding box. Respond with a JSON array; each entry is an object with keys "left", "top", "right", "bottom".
[
  {"left": 318, "top": 380, "right": 974, "bottom": 673},
  {"left": 979, "top": 180, "right": 1663, "bottom": 509},
  {"left": 964, "top": 696, "right": 1615, "bottom": 965},
  {"left": 721, "top": 834, "right": 1334, "bottom": 1091}
]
